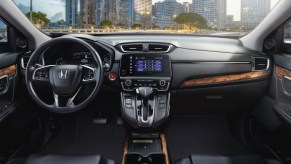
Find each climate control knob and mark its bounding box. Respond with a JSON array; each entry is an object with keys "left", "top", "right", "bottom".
[
  {"left": 159, "top": 80, "right": 166, "bottom": 87},
  {"left": 124, "top": 79, "right": 132, "bottom": 87}
]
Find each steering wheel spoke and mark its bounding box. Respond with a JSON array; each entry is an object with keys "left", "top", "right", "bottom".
[
  {"left": 53, "top": 86, "right": 82, "bottom": 109},
  {"left": 33, "top": 65, "right": 55, "bottom": 82},
  {"left": 81, "top": 65, "right": 97, "bottom": 82}
]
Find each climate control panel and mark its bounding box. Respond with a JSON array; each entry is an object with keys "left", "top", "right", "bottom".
[{"left": 121, "top": 79, "right": 170, "bottom": 91}]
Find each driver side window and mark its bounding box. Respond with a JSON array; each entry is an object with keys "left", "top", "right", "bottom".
[
  {"left": 284, "top": 20, "right": 291, "bottom": 44},
  {"left": 0, "top": 19, "right": 9, "bottom": 53}
]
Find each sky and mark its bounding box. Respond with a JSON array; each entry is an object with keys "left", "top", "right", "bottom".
[{"left": 13, "top": 0, "right": 280, "bottom": 22}]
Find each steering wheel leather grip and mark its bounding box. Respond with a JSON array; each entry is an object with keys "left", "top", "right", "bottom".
[{"left": 25, "top": 37, "right": 103, "bottom": 113}]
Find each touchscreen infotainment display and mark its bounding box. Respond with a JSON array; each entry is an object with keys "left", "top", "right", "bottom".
[
  {"left": 120, "top": 54, "right": 171, "bottom": 77},
  {"left": 135, "top": 58, "right": 162, "bottom": 72}
]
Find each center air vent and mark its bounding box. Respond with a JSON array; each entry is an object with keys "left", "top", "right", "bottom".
[
  {"left": 118, "top": 43, "right": 174, "bottom": 53},
  {"left": 252, "top": 57, "right": 269, "bottom": 71},
  {"left": 148, "top": 44, "right": 170, "bottom": 52},
  {"left": 121, "top": 44, "right": 143, "bottom": 52}
]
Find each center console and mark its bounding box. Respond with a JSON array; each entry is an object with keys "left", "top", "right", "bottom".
[{"left": 120, "top": 54, "right": 171, "bottom": 128}]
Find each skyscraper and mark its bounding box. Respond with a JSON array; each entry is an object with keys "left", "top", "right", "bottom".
[
  {"left": 66, "top": 0, "right": 82, "bottom": 28},
  {"left": 81, "top": 0, "right": 96, "bottom": 28},
  {"left": 66, "top": 0, "right": 98, "bottom": 28},
  {"left": 96, "top": 0, "right": 106, "bottom": 26},
  {"left": 108, "top": 0, "right": 120, "bottom": 24},
  {"left": 153, "top": 0, "right": 183, "bottom": 28},
  {"left": 134, "top": 0, "right": 152, "bottom": 28},
  {"left": 241, "top": 0, "right": 270, "bottom": 29},
  {"left": 119, "top": 0, "right": 134, "bottom": 28},
  {"left": 96, "top": 0, "right": 131, "bottom": 27},
  {"left": 191, "top": 0, "right": 226, "bottom": 29},
  {"left": 183, "top": 2, "right": 190, "bottom": 13}
]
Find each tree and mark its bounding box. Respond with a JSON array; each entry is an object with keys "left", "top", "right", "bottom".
[
  {"left": 116, "top": 23, "right": 125, "bottom": 28},
  {"left": 152, "top": 20, "right": 160, "bottom": 29},
  {"left": 174, "top": 13, "right": 207, "bottom": 32},
  {"left": 25, "top": 11, "right": 50, "bottom": 27},
  {"left": 100, "top": 20, "right": 112, "bottom": 29},
  {"left": 56, "top": 19, "right": 65, "bottom": 26},
  {"left": 132, "top": 23, "right": 142, "bottom": 29}
]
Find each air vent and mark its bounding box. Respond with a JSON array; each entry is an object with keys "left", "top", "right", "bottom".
[
  {"left": 253, "top": 57, "right": 269, "bottom": 71},
  {"left": 121, "top": 44, "right": 143, "bottom": 52},
  {"left": 148, "top": 44, "right": 170, "bottom": 52}
]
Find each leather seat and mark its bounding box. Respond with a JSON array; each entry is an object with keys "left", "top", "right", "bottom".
[
  {"left": 177, "top": 154, "right": 281, "bottom": 164},
  {"left": 7, "top": 154, "right": 114, "bottom": 164}
]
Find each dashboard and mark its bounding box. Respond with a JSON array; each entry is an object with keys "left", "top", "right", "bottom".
[{"left": 20, "top": 34, "right": 272, "bottom": 113}]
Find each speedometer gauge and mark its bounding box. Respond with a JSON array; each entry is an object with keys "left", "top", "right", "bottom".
[{"left": 73, "top": 52, "right": 92, "bottom": 59}]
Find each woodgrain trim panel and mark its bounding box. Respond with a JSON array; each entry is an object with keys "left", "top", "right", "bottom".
[
  {"left": 275, "top": 66, "right": 291, "bottom": 79},
  {"left": 0, "top": 65, "right": 16, "bottom": 78},
  {"left": 121, "top": 137, "right": 128, "bottom": 164},
  {"left": 181, "top": 71, "right": 268, "bottom": 87},
  {"left": 161, "top": 134, "right": 170, "bottom": 164}
]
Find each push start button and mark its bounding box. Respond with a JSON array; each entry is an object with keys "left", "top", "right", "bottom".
[{"left": 108, "top": 72, "right": 117, "bottom": 81}]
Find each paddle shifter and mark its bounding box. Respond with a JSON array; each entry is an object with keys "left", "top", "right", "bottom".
[{"left": 137, "top": 87, "right": 153, "bottom": 122}]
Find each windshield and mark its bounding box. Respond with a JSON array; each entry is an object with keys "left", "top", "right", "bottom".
[{"left": 12, "top": 0, "right": 280, "bottom": 36}]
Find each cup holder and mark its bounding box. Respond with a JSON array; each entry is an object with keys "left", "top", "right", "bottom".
[{"left": 125, "top": 154, "right": 166, "bottom": 164}]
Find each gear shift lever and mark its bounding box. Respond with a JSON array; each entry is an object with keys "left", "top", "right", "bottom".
[
  {"left": 137, "top": 87, "right": 153, "bottom": 121},
  {"left": 137, "top": 87, "right": 153, "bottom": 98}
]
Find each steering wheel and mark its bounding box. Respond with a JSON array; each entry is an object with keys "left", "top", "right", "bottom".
[{"left": 25, "top": 37, "right": 103, "bottom": 113}]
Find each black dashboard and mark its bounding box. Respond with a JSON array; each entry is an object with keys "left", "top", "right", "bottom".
[{"left": 20, "top": 34, "right": 271, "bottom": 113}]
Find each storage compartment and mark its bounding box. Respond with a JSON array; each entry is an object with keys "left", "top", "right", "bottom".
[
  {"left": 125, "top": 154, "right": 166, "bottom": 164},
  {"left": 122, "top": 133, "right": 169, "bottom": 164},
  {"left": 171, "top": 81, "right": 268, "bottom": 114}
]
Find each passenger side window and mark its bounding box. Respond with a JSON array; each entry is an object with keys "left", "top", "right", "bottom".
[{"left": 0, "top": 19, "right": 10, "bottom": 53}]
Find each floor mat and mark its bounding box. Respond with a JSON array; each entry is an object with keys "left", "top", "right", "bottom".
[
  {"left": 40, "top": 110, "right": 126, "bottom": 162},
  {"left": 165, "top": 114, "right": 249, "bottom": 162}
]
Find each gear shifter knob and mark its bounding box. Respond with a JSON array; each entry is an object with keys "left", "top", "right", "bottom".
[{"left": 137, "top": 87, "right": 153, "bottom": 98}]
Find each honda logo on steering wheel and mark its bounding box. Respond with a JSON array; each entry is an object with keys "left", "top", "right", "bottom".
[{"left": 59, "top": 70, "right": 69, "bottom": 79}]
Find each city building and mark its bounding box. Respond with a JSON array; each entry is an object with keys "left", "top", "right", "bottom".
[
  {"left": 152, "top": 0, "right": 183, "bottom": 28},
  {"left": 108, "top": 0, "right": 120, "bottom": 25},
  {"left": 241, "top": 0, "right": 270, "bottom": 29},
  {"left": 183, "top": 2, "right": 190, "bottom": 13},
  {"left": 119, "top": 0, "right": 134, "bottom": 28},
  {"left": 96, "top": 0, "right": 119, "bottom": 27},
  {"left": 80, "top": 0, "right": 96, "bottom": 28},
  {"left": 134, "top": 0, "right": 152, "bottom": 28},
  {"left": 190, "top": 0, "right": 227, "bottom": 29},
  {"left": 96, "top": 0, "right": 134, "bottom": 28},
  {"left": 226, "top": 15, "right": 234, "bottom": 26},
  {"left": 65, "top": 0, "right": 82, "bottom": 28}
]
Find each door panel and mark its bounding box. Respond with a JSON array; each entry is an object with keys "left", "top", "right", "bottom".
[
  {"left": 272, "top": 55, "right": 291, "bottom": 129},
  {"left": 0, "top": 56, "right": 19, "bottom": 122},
  {"left": 0, "top": 19, "right": 21, "bottom": 122}
]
